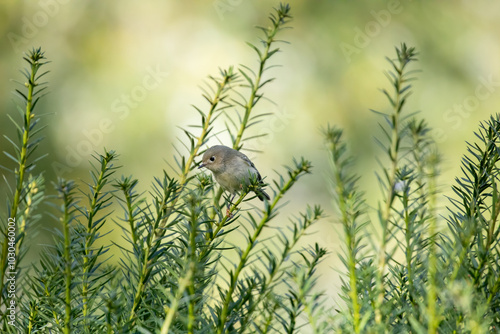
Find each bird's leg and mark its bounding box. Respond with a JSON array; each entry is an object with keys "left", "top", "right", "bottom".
[{"left": 226, "top": 193, "right": 236, "bottom": 218}]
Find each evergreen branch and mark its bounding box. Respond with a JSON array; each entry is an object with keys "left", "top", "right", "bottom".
[
  {"left": 325, "top": 125, "right": 367, "bottom": 333},
  {"left": 446, "top": 114, "right": 500, "bottom": 307},
  {"left": 81, "top": 150, "right": 118, "bottom": 326},
  {"left": 160, "top": 267, "right": 193, "bottom": 334},
  {"left": 281, "top": 244, "right": 327, "bottom": 334},
  {"left": 128, "top": 173, "right": 179, "bottom": 323},
  {"left": 1, "top": 48, "right": 47, "bottom": 313},
  {"left": 232, "top": 3, "right": 291, "bottom": 150},
  {"left": 156, "top": 68, "right": 236, "bottom": 237},
  {"left": 216, "top": 158, "right": 312, "bottom": 333},
  {"left": 211, "top": 4, "right": 292, "bottom": 214},
  {"left": 408, "top": 119, "right": 441, "bottom": 333},
  {"left": 114, "top": 176, "right": 142, "bottom": 245},
  {"left": 55, "top": 179, "right": 78, "bottom": 334},
  {"left": 240, "top": 205, "right": 323, "bottom": 331},
  {"left": 15, "top": 174, "right": 44, "bottom": 257},
  {"left": 373, "top": 44, "right": 418, "bottom": 326}
]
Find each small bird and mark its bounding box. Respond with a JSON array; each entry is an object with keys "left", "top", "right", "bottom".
[{"left": 198, "top": 145, "right": 270, "bottom": 202}]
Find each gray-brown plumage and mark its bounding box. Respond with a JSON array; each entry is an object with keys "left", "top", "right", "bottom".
[{"left": 198, "top": 145, "right": 270, "bottom": 201}]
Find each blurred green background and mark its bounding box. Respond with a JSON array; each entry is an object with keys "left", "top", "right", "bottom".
[{"left": 1, "top": 0, "right": 500, "bottom": 307}]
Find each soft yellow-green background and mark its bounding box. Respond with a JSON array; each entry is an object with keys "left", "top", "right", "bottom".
[{"left": 1, "top": 0, "right": 500, "bottom": 310}]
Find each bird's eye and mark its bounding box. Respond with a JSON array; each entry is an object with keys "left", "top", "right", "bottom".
[{"left": 209, "top": 156, "right": 216, "bottom": 162}]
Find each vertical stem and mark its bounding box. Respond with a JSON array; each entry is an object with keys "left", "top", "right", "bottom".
[
  {"left": 82, "top": 172, "right": 103, "bottom": 321},
  {"left": 403, "top": 193, "right": 414, "bottom": 301},
  {"left": 0, "top": 51, "right": 40, "bottom": 309},
  {"left": 187, "top": 199, "right": 198, "bottom": 334},
  {"left": 210, "top": 6, "right": 291, "bottom": 214},
  {"left": 374, "top": 45, "right": 416, "bottom": 325},
  {"left": 27, "top": 304, "right": 37, "bottom": 334},
  {"left": 216, "top": 165, "right": 305, "bottom": 333},
  {"left": 61, "top": 182, "right": 74, "bottom": 334},
  {"left": 160, "top": 269, "right": 192, "bottom": 334},
  {"left": 216, "top": 198, "right": 278, "bottom": 334},
  {"left": 129, "top": 177, "right": 172, "bottom": 322},
  {"left": 232, "top": 32, "right": 274, "bottom": 150},
  {"left": 125, "top": 188, "right": 138, "bottom": 245},
  {"left": 183, "top": 72, "right": 232, "bottom": 179},
  {"left": 374, "top": 82, "right": 400, "bottom": 327},
  {"left": 82, "top": 152, "right": 114, "bottom": 327},
  {"left": 427, "top": 163, "right": 439, "bottom": 334},
  {"left": 332, "top": 149, "right": 361, "bottom": 332},
  {"left": 475, "top": 176, "right": 500, "bottom": 283},
  {"left": 232, "top": 5, "right": 290, "bottom": 151},
  {"left": 156, "top": 70, "right": 234, "bottom": 237},
  {"left": 16, "top": 177, "right": 41, "bottom": 256},
  {"left": 347, "top": 231, "right": 361, "bottom": 332},
  {"left": 261, "top": 302, "right": 278, "bottom": 334}
]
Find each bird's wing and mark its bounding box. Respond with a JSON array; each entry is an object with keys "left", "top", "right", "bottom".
[
  {"left": 237, "top": 152, "right": 263, "bottom": 181},
  {"left": 236, "top": 151, "right": 255, "bottom": 167}
]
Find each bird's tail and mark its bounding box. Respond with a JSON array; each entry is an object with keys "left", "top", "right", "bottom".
[{"left": 255, "top": 188, "right": 270, "bottom": 201}]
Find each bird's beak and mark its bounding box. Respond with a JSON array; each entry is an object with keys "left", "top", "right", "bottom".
[{"left": 198, "top": 163, "right": 206, "bottom": 169}]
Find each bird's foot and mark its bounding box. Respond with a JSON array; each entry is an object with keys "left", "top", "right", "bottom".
[{"left": 225, "top": 201, "right": 235, "bottom": 218}]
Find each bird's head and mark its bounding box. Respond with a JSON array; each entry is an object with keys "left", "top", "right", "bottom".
[{"left": 198, "top": 145, "right": 228, "bottom": 173}]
